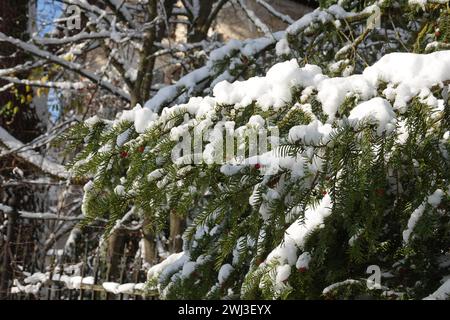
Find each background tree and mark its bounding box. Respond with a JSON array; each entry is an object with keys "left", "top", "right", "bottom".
[
  {"left": 0, "top": 0, "right": 318, "bottom": 299},
  {"left": 2, "top": 0, "right": 449, "bottom": 300},
  {"left": 65, "top": 0, "right": 450, "bottom": 300}
]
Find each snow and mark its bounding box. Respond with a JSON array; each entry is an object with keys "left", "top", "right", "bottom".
[
  {"left": 295, "top": 252, "right": 311, "bottom": 270},
  {"left": 134, "top": 106, "right": 158, "bottom": 133},
  {"left": 85, "top": 115, "right": 101, "bottom": 126},
  {"left": 396, "top": 120, "right": 409, "bottom": 144},
  {"left": 275, "top": 38, "right": 291, "bottom": 56},
  {"left": 256, "top": 0, "right": 294, "bottom": 25},
  {"left": 444, "top": 131, "right": 450, "bottom": 141},
  {"left": 24, "top": 272, "right": 48, "bottom": 284},
  {"left": 143, "top": 36, "right": 259, "bottom": 113},
  {"left": 348, "top": 98, "right": 396, "bottom": 135},
  {"left": 18, "top": 271, "right": 147, "bottom": 295},
  {"left": 11, "top": 279, "right": 42, "bottom": 295},
  {"left": 118, "top": 104, "right": 158, "bottom": 134},
  {"left": 403, "top": 202, "right": 426, "bottom": 243},
  {"left": 114, "top": 185, "right": 126, "bottom": 196},
  {"left": 247, "top": 115, "right": 266, "bottom": 128},
  {"left": 317, "top": 51, "right": 450, "bottom": 120},
  {"left": 285, "top": 7, "right": 332, "bottom": 36},
  {"left": 289, "top": 120, "right": 333, "bottom": 145},
  {"left": 82, "top": 276, "right": 95, "bottom": 285},
  {"left": 58, "top": 275, "right": 89, "bottom": 289},
  {"left": 423, "top": 279, "right": 450, "bottom": 300},
  {"left": 363, "top": 51, "right": 450, "bottom": 110},
  {"left": 265, "top": 194, "right": 332, "bottom": 266},
  {"left": 427, "top": 188, "right": 445, "bottom": 208},
  {"left": 47, "top": 248, "right": 63, "bottom": 256},
  {"left": 316, "top": 76, "right": 373, "bottom": 121},
  {"left": 211, "top": 51, "right": 450, "bottom": 125},
  {"left": 181, "top": 261, "right": 196, "bottom": 278},
  {"left": 408, "top": 0, "right": 428, "bottom": 9},
  {"left": 0, "top": 125, "right": 68, "bottom": 179},
  {"left": 209, "top": 39, "right": 241, "bottom": 61},
  {"left": 237, "top": 0, "right": 271, "bottom": 37},
  {"left": 82, "top": 180, "right": 94, "bottom": 217},
  {"left": 0, "top": 31, "right": 131, "bottom": 101},
  {"left": 64, "top": 227, "right": 81, "bottom": 255},
  {"left": 48, "top": 1, "right": 450, "bottom": 299},
  {"left": 15, "top": 271, "right": 98, "bottom": 293},
  {"left": 403, "top": 188, "right": 447, "bottom": 243},
  {"left": 220, "top": 164, "right": 244, "bottom": 176},
  {"left": 0, "top": 203, "right": 13, "bottom": 213},
  {"left": 147, "top": 252, "right": 187, "bottom": 279},
  {"left": 117, "top": 283, "right": 137, "bottom": 294},
  {"left": 275, "top": 264, "right": 291, "bottom": 284},
  {"left": 116, "top": 129, "right": 130, "bottom": 147},
  {"left": 218, "top": 264, "right": 234, "bottom": 284},
  {"left": 125, "top": 68, "right": 138, "bottom": 82},
  {"left": 103, "top": 282, "right": 120, "bottom": 294},
  {"left": 248, "top": 185, "right": 263, "bottom": 207},
  {"left": 1, "top": 76, "right": 88, "bottom": 90},
  {"left": 274, "top": 4, "right": 374, "bottom": 56},
  {"left": 241, "top": 32, "right": 283, "bottom": 56},
  {"left": 83, "top": 180, "right": 94, "bottom": 192},
  {"left": 68, "top": 276, "right": 83, "bottom": 289},
  {"left": 322, "top": 279, "right": 360, "bottom": 295},
  {"left": 213, "top": 59, "right": 323, "bottom": 111},
  {"left": 134, "top": 283, "right": 146, "bottom": 291},
  {"left": 348, "top": 229, "right": 363, "bottom": 246},
  {"left": 147, "top": 169, "right": 165, "bottom": 182}
]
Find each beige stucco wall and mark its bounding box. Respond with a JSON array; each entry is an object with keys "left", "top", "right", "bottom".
[{"left": 213, "top": 0, "right": 312, "bottom": 40}]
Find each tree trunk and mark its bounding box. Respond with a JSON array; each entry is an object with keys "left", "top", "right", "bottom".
[
  {"left": 169, "top": 211, "right": 185, "bottom": 253},
  {"left": 106, "top": 229, "right": 126, "bottom": 283},
  {"left": 141, "top": 217, "right": 157, "bottom": 265},
  {"left": 0, "top": 207, "right": 18, "bottom": 299},
  {"left": 187, "top": 0, "right": 216, "bottom": 43}
]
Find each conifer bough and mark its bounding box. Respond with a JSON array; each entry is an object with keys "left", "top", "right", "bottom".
[{"left": 68, "top": 1, "right": 450, "bottom": 300}]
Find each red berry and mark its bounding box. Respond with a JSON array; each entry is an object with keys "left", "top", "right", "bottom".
[
  {"left": 375, "top": 188, "right": 385, "bottom": 196},
  {"left": 399, "top": 267, "right": 408, "bottom": 275},
  {"left": 254, "top": 163, "right": 261, "bottom": 170},
  {"left": 120, "top": 150, "right": 129, "bottom": 158},
  {"left": 321, "top": 190, "right": 327, "bottom": 196},
  {"left": 435, "top": 31, "right": 441, "bottom": 38},
  {"left": 137, "top": 145, "right": 145, "bottom": 153},
  {"left": 298, "top": 267, "right": 308, "bottom": 273}
]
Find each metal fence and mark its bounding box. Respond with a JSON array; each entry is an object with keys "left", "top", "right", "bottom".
[{"left": 1, "top": 207, "right": 157, "bottom": 300}]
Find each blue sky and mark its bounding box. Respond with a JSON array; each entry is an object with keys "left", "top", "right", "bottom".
[
  {"left": 36, "top": 0, "right": 64, "bottom": 122},
  {"left": 36, "top": 0, "right": 63, "bottom": 36}
]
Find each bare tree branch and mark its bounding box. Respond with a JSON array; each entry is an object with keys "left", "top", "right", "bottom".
[
  {"left": 0, "top": 125, "right": 68, "bottom": 179},
  {"left": 0, "top": 32, "right": 131, "bottom": 102},
  {"left": 255, "top": 0, "right": 294, "bottom": 24},
  {"left": 235, "top": 0, "right": 272, "bottom": 37}
]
